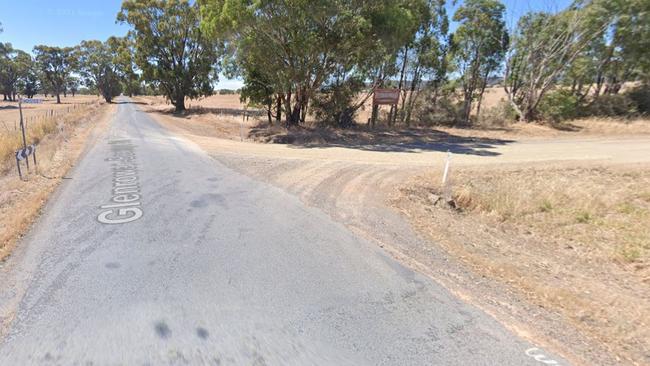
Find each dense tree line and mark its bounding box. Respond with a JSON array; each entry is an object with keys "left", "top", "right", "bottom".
[{"left": 1, "top": 0, "right": 648, "bottom": 125}]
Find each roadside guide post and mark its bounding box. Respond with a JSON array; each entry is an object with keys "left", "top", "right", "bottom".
[{"left": 441, "top": 150, "right": 452, "bottom": 198}]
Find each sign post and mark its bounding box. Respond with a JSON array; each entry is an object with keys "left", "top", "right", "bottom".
[
  {"left": 18, "top": 98, "right": 30, "bottom": 170},
  {"left": 371, "top": 89, "right": 401, "bottom": 127}
]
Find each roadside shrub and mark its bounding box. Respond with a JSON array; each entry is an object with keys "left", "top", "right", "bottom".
[
  {"left": 584, "top": 94, "right": 637, "bottom": 117},
  {"left": 538, "top": 90, "right": 578, "bottom": 122},
  {"left": 478, "top": 101, "right": 518, "bottom": 127},
  {"left": 312, "top": 79, "right": 364, "bottom": 128},
  {"left": 414, "top": 96, "right": 462, "bottom": 126},
  {"left": 626, "top": 84, "right": 650, "bottom": 115}
]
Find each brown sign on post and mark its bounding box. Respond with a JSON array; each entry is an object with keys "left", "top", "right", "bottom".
[{"left": 373, "top": 89, "right": 401, "bottom": 105}]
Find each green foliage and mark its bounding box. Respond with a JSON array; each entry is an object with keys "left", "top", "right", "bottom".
[
  {"left": 118, "top": 0, "right": 221, "bottom": 112},
  {"left": 538, "top": 90, "right": 579, "bottom": 123},
  {"left": 312, "top": 78, "right": 365, "bottom": 128},
  {"left": 0, "top": 43, "right": 33, "bottom": 100},
  {"left": 451, "top": 0, "right": 507, "bottom": 124},
  {"left": 77, "top": 40, "right": 122, "bottom": 103},
  {"left": 200, "top": 0, "right": 431, "bottom": 126},
  {"left": 108, "top": 36, "right": 140, "bottom": 97},
  {"left": 33, "top": 45, "right": 77, "bottom": 103},
  {"left": 626, "top": 84, "right": 650, "bottom": 114},
  {"left": 479, "top": 100, "right": 518, "bottom": 127},
  {"left": 584, "top": 94, "right": 638, "bottom": 117}
]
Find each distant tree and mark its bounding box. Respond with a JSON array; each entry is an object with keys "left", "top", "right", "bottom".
[
  {"left": 21, "top": 68, "right": 40, "bottom": 98},
  {"left": 0, "top": 44, "right": 33, "bottom": 101},
  {"left": 118, "top": 0, "right": 220, "bottom": 112},
  {"left": 66, "top": 76, "right": 80, "bottom": 97},
  {"left": 77, "top": 40, "right": 122, "bottom": 103},
  {"left": 108, "top": 35, "right": 140, "bottom": 97},
  {"left": 451, "top": 0, "right": 508, "bottom": 124},
  {"left": 33, "top": 45, "right": 77, "bottom": 104}
]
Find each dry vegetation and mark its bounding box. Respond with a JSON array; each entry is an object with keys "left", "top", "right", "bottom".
[
  {"left": 395, "top": 165, "right": 650, "bottom": 365},
  {"left": 0, "top": 95, "right": 101, "bottom": 166},
  {"left": 0, "top": 95, "right": 111, "bottom": 260}
]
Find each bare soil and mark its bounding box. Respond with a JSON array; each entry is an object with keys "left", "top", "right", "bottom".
[{"left": 141, "top": 94, "right": 650, "bottom": 365}]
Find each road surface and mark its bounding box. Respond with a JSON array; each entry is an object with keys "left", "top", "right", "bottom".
[{"left": 0, "top": 99, "right": 567, "bottom": 365}]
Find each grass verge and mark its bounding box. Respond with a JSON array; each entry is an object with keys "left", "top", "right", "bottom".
[
  {"left": 0, "top": 101, "right": 113, "bottom": 260},
  {"left": 394, "top": 165, "right": 650, "bottom": 365}
]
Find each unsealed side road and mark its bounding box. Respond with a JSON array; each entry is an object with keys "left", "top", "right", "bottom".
[{"left": 0, "top": 98, "right": 565, "bottom": 365}]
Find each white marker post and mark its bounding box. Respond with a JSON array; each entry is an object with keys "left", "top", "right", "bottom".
[{"left": 441, "top": 150, "right": 452, "bottom": 199}]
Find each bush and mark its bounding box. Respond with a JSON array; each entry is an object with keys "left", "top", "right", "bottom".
[
  {"left": 478, "top": 101, "right": 518, "bottom": 127},
  {"left": 538, "top": 90, "right": 578, "bottom": 122},
  {"left": 626, "top": 84, "right": 650, "bottom": 115},
  {"left": 312, "top": 79, "right": 364, "bottom": 128},
  {"left": 583, "top": 94, "right": 637, "bottom": 117},
  {"left": 413, "top": 92, "right": 463, "bottom": 127}
]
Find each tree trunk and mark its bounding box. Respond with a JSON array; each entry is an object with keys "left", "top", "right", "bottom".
[
  {"left": 276, "top": 95, "right": 282, "bottom": 122},
  {"left": 56, "top": 93, "right": 61, "bottom": 104},
  {"left": 391, "top": 46, "right": 410, "bottom": 126},
  {"left": 370, "top": 104, "right": 378, "bottom": 128},
  {"left": 300, "top": 99, "right": 307, "bottom": 124},
  {"left": 475, "top": 67, "right": 492, "bottom": 122},
  {"left": 174, "top": 96, "right": 185, "bottom": 112}
]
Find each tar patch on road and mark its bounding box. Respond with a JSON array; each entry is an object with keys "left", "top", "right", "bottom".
[{"left": 97, "top": 139, "right": 144, "bottom": 224}]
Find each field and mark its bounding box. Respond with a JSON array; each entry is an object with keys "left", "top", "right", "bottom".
[
  {"left": 136, "top": 93, "right": 650, "bottom": 365},
  {"left": 0, "top": 95, "right": 102, "bottom": 168}
]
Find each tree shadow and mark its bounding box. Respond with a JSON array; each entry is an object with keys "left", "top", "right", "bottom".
[
  {"left": 549, "top": 121, "right": 583, "bottom": 132},
  {"left": 114, "top": 100, "right": 147, "bottom": 105},
  {"left": 258, "top": 127, "right": 513, "bottom": 156},
  {"left": 157, "top": 106, "right": 265, "bottom": 118}
]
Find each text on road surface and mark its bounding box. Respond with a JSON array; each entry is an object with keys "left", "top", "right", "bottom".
[{"left": 97, "top": 139, "right": 143, "bottom": 224}]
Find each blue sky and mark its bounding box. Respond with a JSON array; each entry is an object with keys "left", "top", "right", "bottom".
[{"left": 0, "top": 0, "right": 571, "bottom": 89}]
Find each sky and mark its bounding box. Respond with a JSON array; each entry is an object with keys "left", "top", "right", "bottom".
[{"left": 0, "top": 0, "right": 572, "bottom": 89}]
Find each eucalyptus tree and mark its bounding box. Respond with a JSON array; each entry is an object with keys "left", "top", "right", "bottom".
[
  {"left": 200, "top": 0, "right": 422, "bottom": 127},
  {"left": 503, "top": 1, "right": 609, "bottom": 122},
  {"left": 398, "top": 0, "right": 449, "bottom": 126},
  {"left": 118, "top": 0, "right": 221, "bottom": 112},
  {"left": 451, "top": 0, "right": 508, "bottom": 124},
  {"left": 33, "top": 45, "right": 77, "bottom": 104},
  {"left": 108, "top": 35, "right": 140, "bottom": 97},
  {"left": 0, "top": 45, "right": 33, "bottom": 101},
  {"left": 77, "top": 40, "right": 123, "bottom": 103}
]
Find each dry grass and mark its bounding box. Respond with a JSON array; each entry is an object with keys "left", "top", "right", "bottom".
[
  {"left": 396, "top": 165, "right": 650, "bottom": 365},
  {"left": 0, "top": 95, "right": 101, "bottom": 167},
  {"left": 451, "top": 167, "right": 650, "bottom": 262},
  {"left": 0, "top": 100, "right": 112, "bottom": 260}
]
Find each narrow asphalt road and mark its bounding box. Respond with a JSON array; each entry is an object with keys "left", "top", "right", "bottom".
[{"left": 0, "top": 99, "right": 567, "bottom": 365}]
